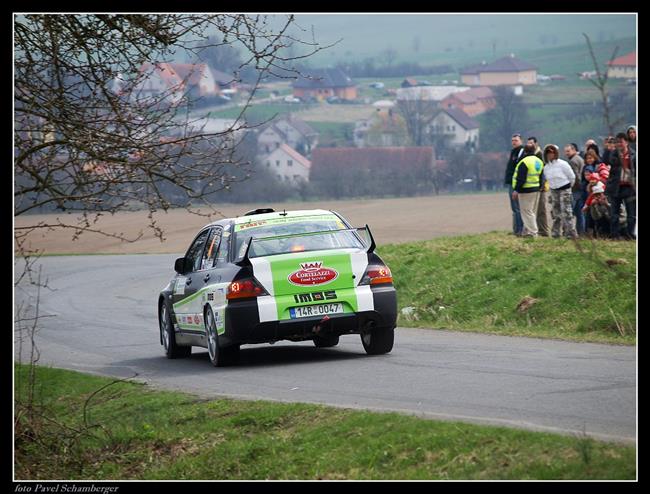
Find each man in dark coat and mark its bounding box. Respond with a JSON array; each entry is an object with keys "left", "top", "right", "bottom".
[
  {"left": 606, "top": 132, "right": 636, "bottom": 239},
  {"left": 504, "top": 133, "right": 525, "bottom": 235}
]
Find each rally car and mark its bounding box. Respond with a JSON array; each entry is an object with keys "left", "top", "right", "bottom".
[{"left": 158, "top": 208, "right": 397, "bottom": 366}]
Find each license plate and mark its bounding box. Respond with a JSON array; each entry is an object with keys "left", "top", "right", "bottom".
[{"left": 289, "top": 303, "right": 343, "bottom": 319}]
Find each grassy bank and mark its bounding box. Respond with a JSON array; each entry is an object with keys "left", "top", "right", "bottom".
[
  {"left": 380, "top": 232, "right": 636, "bottom": 345},
  {"left": 14, "top": 365, "right": 636, "bottom": 480}
]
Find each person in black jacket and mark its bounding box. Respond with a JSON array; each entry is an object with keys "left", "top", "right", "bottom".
[
  {"left": 504, "top": 133, "right": 525, "bottom": 236},
  {"left": 606, "top": 133, "right": 636, "bottom": 239}
]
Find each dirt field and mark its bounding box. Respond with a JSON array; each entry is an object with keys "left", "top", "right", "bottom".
[{"left": 15, "top": 193, "right": 512, "bottom": 255}]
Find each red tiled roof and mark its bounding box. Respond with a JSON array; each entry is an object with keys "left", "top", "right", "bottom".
[
  {"left": 448, "top": 86, "right": 494, "bottom": 104},
  {"left": 171, "top": 63, "right": 210, "bottom": 85},
  {"left": 279, "top": 144, "right": 311, "bottom": 169},
  {"left": 140, "top": 62, "right": 214, "bottom": 90},
  {"left": 608, "top": 51, "right": 636, "bottom": 67},
  {"left": 311, "top": 147, "right": 433, "bottom": 173}
]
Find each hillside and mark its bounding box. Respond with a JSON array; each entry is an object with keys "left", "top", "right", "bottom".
[{"left": 289, "top": 14, "right": 635, "bottom": 72}]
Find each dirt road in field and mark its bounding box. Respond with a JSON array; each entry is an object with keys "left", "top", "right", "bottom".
[{"left": 15, "top": 193, "right": 511, "bottom": 255}]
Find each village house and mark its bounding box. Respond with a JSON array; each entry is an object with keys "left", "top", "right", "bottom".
[
  {"left": 127, "top": 62, "right": 221, "bottom": 105},
  {"left": 292, "top": 68, "right": 357, "bottom": 101},
  {"left": 428, "top": 107, "right": 480, "bottom": 154},
  {"left": 439, "top": 86, "right": 496, "bottom": 117},
  {"left": 607, "top": 51, "right": 636, "bottom": 79},
  {"left": 354, "top": 103, "right": 408, "bottom": 148},
  {"left": 256, "top": 115, "right": 319, "bottom": 158},
  {"left": 263, "top": 143, "right": 311, "bottom": 184},
  {"left": 460, "top": 55, "right": 537, "bottom": 87}
]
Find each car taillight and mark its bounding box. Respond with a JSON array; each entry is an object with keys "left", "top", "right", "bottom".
[
  {"left": 226, "top": 278, "right": 268, "bottom": 300},
  {"left": 360, "top": 265, "right": 393, "bottom": 286}
]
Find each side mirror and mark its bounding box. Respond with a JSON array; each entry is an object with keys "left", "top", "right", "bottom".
[{"left": 174, "top": 257, "right": 187, "bottom": 274}]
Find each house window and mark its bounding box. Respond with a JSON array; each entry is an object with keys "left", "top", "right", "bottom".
[
  {"left": 276, "top": 142, "right": 280, "bottom": 149},
  {"left": 265, "top": 145, "right": 270, "bottom": 152},
  {"left": 452, "top": 125, "right": 456, "bottom": 131},
  {"left": 277, "top": 175, "right": 282, "bottom": 180},
  {"left": 276, "top": 160, "right": 280, "bottom": 167},
  {"left": 287, "top": 160, "right": 293, "bottom": 167},
  {"left": 266, "top": 161, "right": 270, "bottom": 167}
]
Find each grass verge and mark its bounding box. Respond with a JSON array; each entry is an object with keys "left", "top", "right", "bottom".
[
  {"left": 14, "top": 365, "right": 635, "bottom": 480},
  {"left": 379, "top": 232, "right": 636, "bottom": 345}
]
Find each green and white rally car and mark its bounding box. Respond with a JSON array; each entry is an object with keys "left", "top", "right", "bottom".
[{"left": 158, "top": 208, "right": 397, "bottom": 366}]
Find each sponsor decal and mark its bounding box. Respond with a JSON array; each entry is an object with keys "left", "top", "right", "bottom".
[
  {"left": 207, "top": 292, "right": 214, "bottom": 301},
  {"left": 288, "top": 261, "right": 338, "bottom": 287},
  {"left": 293, "top": 290, "right": 337, "bottom": 304},
  {"left": 194, "top": 315, "right": 201, "bottom": 325},
  {"left": 237, "top": 220, "right": 268, "bottom": 231}
]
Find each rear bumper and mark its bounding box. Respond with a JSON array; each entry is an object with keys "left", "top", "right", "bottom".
[{"left": 220, "top": 285, "right": 397, "bottom": 346}]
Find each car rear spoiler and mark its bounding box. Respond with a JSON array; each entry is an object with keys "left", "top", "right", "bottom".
[{"left": 234, "top": 225, "right": 376, "bottom": 267}]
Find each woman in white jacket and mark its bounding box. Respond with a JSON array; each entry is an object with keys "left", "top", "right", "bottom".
[{"left": 543, "top": 144, "right": 577, "bottom": 239}]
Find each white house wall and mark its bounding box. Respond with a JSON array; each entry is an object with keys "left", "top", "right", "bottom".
[{"left": 264, "top": 148, "right": 310, "bottom": 184}]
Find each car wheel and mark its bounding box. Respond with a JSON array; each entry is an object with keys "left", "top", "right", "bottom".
[
  {"left": 205, "top": 307, "right": 239, "bottom": 367},
  {"left": 160, "top": 301, "right": 191, "bottom": 359},
  {"left": 313, "top": 334, "right": 340, "bottom": 348},
  {"left": 360, "top": 325, "right": 394, "bottom": 355}
]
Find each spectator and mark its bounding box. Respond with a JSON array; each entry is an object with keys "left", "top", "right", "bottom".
[
  {"left": 504, "top": 133, "right": 525, "bottom": 236},
  {"left": 543, "top": 144, "right": 577, "bottom": 239},
  {"left": 564, "top": 143, "right": 586, "bottom": 235},
  {"left": 511, "top": 142, "right": 545, "bottom": 238},
  {"left": 606, "top": 132, "right": 636, "bottom": 240},
  {"left": 527, "top": 137, "right": 550, "bottom": 237},
  {"left": 586, "top": 142, "right": 600, "bottom": 159},
  {"left": 583, "top": 182, "right": 611, "bottom": 238},
  {"left": 626, "top": 125, "right": 637, "bottom": 154},
  {"left": 581, "top": 138, "right": 597, "bottom": 159},
  {"left": 602, "top": 136, "right": 617, "bottom": 166},
  {"left": 580, "top": 151, "right": 599, "bottom": 233}
]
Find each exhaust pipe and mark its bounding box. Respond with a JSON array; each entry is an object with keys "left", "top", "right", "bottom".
[{"left": 312, "top": 315, "right": 331, "bottom": 335}]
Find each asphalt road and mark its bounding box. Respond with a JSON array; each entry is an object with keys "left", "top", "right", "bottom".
[{"left": 14, "top": 254, "right": 636, "bottom": 443}]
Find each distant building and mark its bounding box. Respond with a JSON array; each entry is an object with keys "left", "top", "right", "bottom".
[
  {"left": 256, "top": 115, "right": 319, "bottom": 158},
  {"left": 429, "top": 108, "right": 480, "bottom": 152},
  {"left": 401, "top": 78, "right": 419, "bottom": 88},
  {"left": 396, "top": 85, "right": 469, "bottom": 102},
  {"left": 460, "top": 55, "right": 538, "bottom": 87},
  {"left": 440, "top": 86, "right": 496, "bottom": 117},
  {"left": 125, "top": 62, "right": 220, "bottom": 105},
  {"left": 607, "top": 51, "right": 636, "bottom": 79},
  {"left": 354, "top": 107, "right": 408, "bottom": 148},
  {"left": 292, "top": 68, "right": 357, "bottom": 101},
  {"left": 263, "top": 143, "right": 311, "bottom": 184}
]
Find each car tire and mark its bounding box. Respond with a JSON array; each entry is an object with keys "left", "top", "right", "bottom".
[
  {"left": 205, "top": 307, "right": 240, "bottom": 367},
  {"left": 160, "top": 301, "right": 191, "bottom": 359},
  {"left": 313, "top": 334, "right": 340, "bottom": 348},
  {"left": 360, "top": 325, "right": 394, "bottom": 355}
]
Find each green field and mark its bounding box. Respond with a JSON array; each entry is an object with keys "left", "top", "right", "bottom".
[
  {"left": 14, "top": 365, "right": 636, "bottom": 480},
  {"left": 380, "top": 232, "right": 636, "bottom": 345}
]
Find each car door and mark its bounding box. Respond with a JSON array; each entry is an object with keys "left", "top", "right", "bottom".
[{"left": 172, "top": 228, "right": 211, "bottom": 331}]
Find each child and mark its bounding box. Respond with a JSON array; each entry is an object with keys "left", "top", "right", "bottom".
[{"left": 585, "top": 182, "right": 611, "bottom": 237}]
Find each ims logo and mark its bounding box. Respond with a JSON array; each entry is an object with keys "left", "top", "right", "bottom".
[{"left": 293, "top": 290, "right": 337, "bottom": 304}]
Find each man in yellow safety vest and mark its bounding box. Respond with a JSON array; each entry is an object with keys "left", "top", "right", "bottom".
[{"left": 511, "top": 143, "right": 545, "bottom": 237}]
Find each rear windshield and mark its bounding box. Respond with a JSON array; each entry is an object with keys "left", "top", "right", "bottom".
[{"left": 232, "top": 214, "right": 365, "bottom": 259}]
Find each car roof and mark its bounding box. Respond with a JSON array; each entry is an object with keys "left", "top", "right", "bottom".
[{"left": 202, "top": 209, "right": 340, "bottom": 230}]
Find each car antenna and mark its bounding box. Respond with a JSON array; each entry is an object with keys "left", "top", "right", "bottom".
[{"left": 280, "top": 209, "right": 287, "bottom": 216}]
